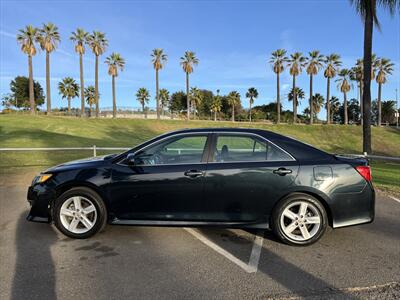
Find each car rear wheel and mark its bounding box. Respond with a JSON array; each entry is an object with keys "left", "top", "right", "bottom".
[
  {"left": 271, "top": 193, "right": 327, "bottom": 246},
  {"left": 53, "top": 187, "right": 107, "bottom": 239}
]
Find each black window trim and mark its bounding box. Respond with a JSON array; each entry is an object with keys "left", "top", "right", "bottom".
[{"left": 208, "top": 132, "right": 296, "bottom": 164}]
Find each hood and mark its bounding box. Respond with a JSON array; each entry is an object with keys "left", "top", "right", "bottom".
[{"left": 44, "top": 153, "right": 118, "bottom": 173}]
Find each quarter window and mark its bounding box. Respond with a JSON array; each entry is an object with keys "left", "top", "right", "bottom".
[
  {"left": 213, "top": 134, "right": 293, "bottom": 162},
  {"left": 133, "top": 135, "right": 208, "bottom": 165}
]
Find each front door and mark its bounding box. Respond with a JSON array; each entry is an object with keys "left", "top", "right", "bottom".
[
  {"left": 110, "top": 133, "right": 211, "bottom": 221},
  {"left": 203, "top": 133, "right": 299, "bottom": 222}
]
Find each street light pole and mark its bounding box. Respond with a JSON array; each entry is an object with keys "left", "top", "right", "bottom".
[{"left": 396, "top": 88, "right": 399, "bottom": 128}]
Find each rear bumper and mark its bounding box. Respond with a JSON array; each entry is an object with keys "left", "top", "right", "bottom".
[
  {"left": 27, "top": 185, "right": 55, "bottom": 223},
  {"left": 331, "top": 183, "right": 375, "bottom": 228}
]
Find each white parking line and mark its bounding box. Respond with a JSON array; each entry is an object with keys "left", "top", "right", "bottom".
[
  {"left": 388, "top": 195, "right": 400, "bottom": 204},
  {"left": 184, "top": 228, "right": 264, "bottom": 273}
]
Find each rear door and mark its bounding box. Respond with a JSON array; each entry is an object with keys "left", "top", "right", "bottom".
[{"left": 203, "top": 132, "right": 299, "bottom": 222}]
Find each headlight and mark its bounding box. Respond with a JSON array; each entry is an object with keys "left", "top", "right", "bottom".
[{"left": 32, "top": 174, "right": 53, "bottom": 185}]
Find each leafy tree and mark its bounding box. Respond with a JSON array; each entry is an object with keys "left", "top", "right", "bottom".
[
  {"left": 227, "top": 91, "right": 241, "bottom": 122},
  {"left": 8, "top": 76, "right": 44, "bottom": 109},
  {"left": 269, "top": 49, "right": 288, "bottom": 123},
  {"left": 38, "top": 22, "right": 60, "bottom": 114},
  {"left": 169, "top": 91, "right": 187, "bottom": 115},
  {"left": 350, "top": 0, "right": 399, "bottom": 153},
  {"left": 151, "top": 49, "right": 168, "bottom": 119},
  {"left": 253, "top": 102, "right": 283, "bottom": 122},
  {"left": 288, "top": 52, "right": 306, "bottom": 122},
  {"left": 159, "top": 88, "right": 170, "bottom": 116},
  {"left": 58, "top": 77, "right": 79, "bottom": 113},
  {"left": 87, "top": 31, "right": 108, "bottom": 117},
  {"left": 348, "top": 98, "right": 361, "bottom": 123},
  {"left": 324, "top": 54, "right": 342, "bottom": 124},
  {"left": 211, "top": 90, "right": 222, "bottom": 121},
  {"left": 136, "top": 88, "right": 150, "bottom": 118},
  {"left": 375, "top": 57, "right": 394, "bottom": 126},
  {"left": 190, "top": 87, "right": 203, "bottom": 118},
  {"left": 246, "top": 87, "right": 258, "bottom": 122},
  {"left": 105, "top": 52, "right": 125, "bottom": 118},
  {"left": 306, "top": 50, "right": 324, "bottom": 124},
  {"left": 180, "top": 51, "right": 199, "bottom": 120},
  {"left": 84, "top": 85, "right": 96, "bottom": 117},
  {"left": 70, "top": 28, "right": 89, "bottom": 117},
  {"left": 17, "top": 25, "right": 39, "bottom": 114},
  {"left": 336, "top": 69, "right": 352, "bottom": 124}
]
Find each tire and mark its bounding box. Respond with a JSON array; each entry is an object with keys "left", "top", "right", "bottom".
[
  {"left": 271, "top": 193, "right": 328, "bottom": 246},
  {"left": 53, "top": 187, "right": 107, "bottom": 239}
]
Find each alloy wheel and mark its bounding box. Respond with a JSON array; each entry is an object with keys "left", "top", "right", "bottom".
[{"left": 59, "top": 196, "right": 97, "bottom": 234}]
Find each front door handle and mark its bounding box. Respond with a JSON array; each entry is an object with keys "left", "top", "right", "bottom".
[
  {"left": 273, "top": 168, "right": 292, "bottom": 176},
  {"left": 184, "top": 170, "right": 204, "bottom": 178}
]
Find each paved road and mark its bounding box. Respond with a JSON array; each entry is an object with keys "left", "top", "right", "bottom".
[{"left": 0, "top": 168, "right": 399, "bottom": 299}]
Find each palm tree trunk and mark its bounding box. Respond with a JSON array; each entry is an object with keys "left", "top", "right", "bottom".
[
  {"left": 232, "top": 105, "right": 235, "bottom": 122},
  {"left": 156, "top": 69, "right": 160, "bottom": 119},
  {"left": 142, "top": 103, "right": 146, "bottom": 119},
  {"left": 28, "top": 55, "right": 35, "bottom": 115},
  {"left": 79, "top": 53, "right": 85, "bottom": 117},
  {"left": 344, "top": 92, "right": 348, "bottom": 125},
  {"left": 277, "top": 72, "right": 281, "bottom": 124},
  {"left": 309, "top": 74, "right": 313, "bottom": 124},
  {"left": 68, "top": 97, "right": 71, "bottom": 114},
  {"left": 95, "top": 55, "right": 99, "bottom": 118},
  {"left": 186, "top": 72, "right": 190, "bottom": 120},
  {"left": 214, "top": 111, "right": 217, "bottom": 121},
  {"left": 359, "top": 81, "right": 363, "bottom": 125},
  {"left": 362, "top": 0, "right": 373, "bottom": 154},
  {"left": 112, "top": 75, "right": 116, "bottom": 118},
  {"left": 89, "top": 103, "right": 92, "bottom": 117},
  {"left": 249, "top": 100, "right": 252, "bottom": 122},
  {"left": 377, "top": 83, "right": 382, "bottom": 126},
  {"left": 326, "top": 77, "right": 331, "bottom": 124},
  {"left": 46, "top": 51, "right": 51, "bottom": 114},
  {"left": 293, "top": 75, "right": 297, "bottom": 123}
]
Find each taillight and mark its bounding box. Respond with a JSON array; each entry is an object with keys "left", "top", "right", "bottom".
[{"left": 355, "top": 166, "right": 372, "bottom": 182}]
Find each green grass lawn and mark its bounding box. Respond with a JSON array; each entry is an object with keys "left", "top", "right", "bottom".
[{"left": 1, "top": 115, "right": 399, "bottom": 194}]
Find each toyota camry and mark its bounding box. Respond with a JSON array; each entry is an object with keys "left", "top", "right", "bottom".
[{"left": 27, "top": 128, "right": 375, "bottom": 245}]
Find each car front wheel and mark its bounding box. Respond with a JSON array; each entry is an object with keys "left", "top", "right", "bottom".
[
  {"left": 271, "top": 193, "right": 328, "bottom": 246},
  {"left": 53, "top": 187, "right": 107, "bottom": 239}
]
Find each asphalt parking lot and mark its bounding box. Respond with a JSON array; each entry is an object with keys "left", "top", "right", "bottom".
[{"left": 0, "top": 168, "right": 399, "bottom": 299}]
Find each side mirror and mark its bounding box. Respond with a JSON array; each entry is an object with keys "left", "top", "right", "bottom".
[{"left": 127, "top": 153, "right": 137, "bottom": 165}]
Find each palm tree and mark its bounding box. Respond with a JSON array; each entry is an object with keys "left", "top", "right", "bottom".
[
  {"left": 350, "top": 0, "right": 399, "bottom": 153},
  {"left": 37, "top": 22, "right": 60, "bottom": 114},
  {"left": 105, "top": 52, "right": 125, "bottom": 118},
  {"left": 311, "top": 93, "right": 325, "bottom": 119},
  {"left": 375, "top": 57, "right": 394, "bottom": 126},
  {"left": 190, "top": 87, "right": 203, "bottom": 119},
  {"left": 246, "top": 87, "right": 258, "bottom": 122},
  {"left": 151, "top": 49, "right": 168, "bottom": 119},
  {"left": 269, "top": 49, "right": 288, "bottom": 123},
  {"left": 84, "top": 85, "right": 96, "bottom": 117},
  {"left": 16, "top": 25, "right": 39, "bottom": 114},
  {"left": 324, "top": 54, "right": 342, "bottom": 124},
  {"left": 87, "top": 31, "right": 108, "bottom": 117},
  {"left": 136, "top": 88, "right": 150, "bottom": 118},
  {"left": 327, "top": 96, "right": 341, "bottom": 123},
  {"left": 58, "top": 77, "right": 79, "bottom": 113},
  {"left": 180, "top": 51, "right": 199, "bottom": 120},
  {"left": 350, "top": 59, "right": 364, "bottom": 125},
  {"left": 288, "top": 87, "right": 305, "bottom": 121},
  {"left": 70, "top": 28, "right": 89, "bottom": 117},
  {"left": 211, "top": 90, "right": 222, "bottom": 121},
  {"left": 306, "top": 51, "right": 324, "bottom": 124},
  {"left": 228, "top": 91, "right": 241, "bottom": 122},
  {"left": 159, "top": 88, "right": 170, "bottom": 116},
  {"left": 336, "top": 69, "right": 352, "bottom": 124},
  {"left": 287, "top": 52, "right": 306, "bottom": 123}
]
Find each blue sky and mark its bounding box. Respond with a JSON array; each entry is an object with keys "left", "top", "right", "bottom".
[{"left": 1, "top": 0, "right": 399, "bottom": 118}]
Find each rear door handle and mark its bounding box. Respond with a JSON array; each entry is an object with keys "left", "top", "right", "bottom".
[
  {"left": 273, "top": 168, "right": 292, "bottom": 176},
  {"left": 184, "top": 170, "right": 204, "bottom": 178}
]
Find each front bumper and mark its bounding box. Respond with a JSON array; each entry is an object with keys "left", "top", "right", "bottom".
[{"left": 27, "top": 184, "right": 56, "bottom": 223}]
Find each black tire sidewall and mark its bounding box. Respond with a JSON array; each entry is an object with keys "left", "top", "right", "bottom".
[
  {"left": 53, "top": 187, "right": 107, "bottom": 239},
  {"left": 272, "top": 193, "right": 328, "bottom": 246}
]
